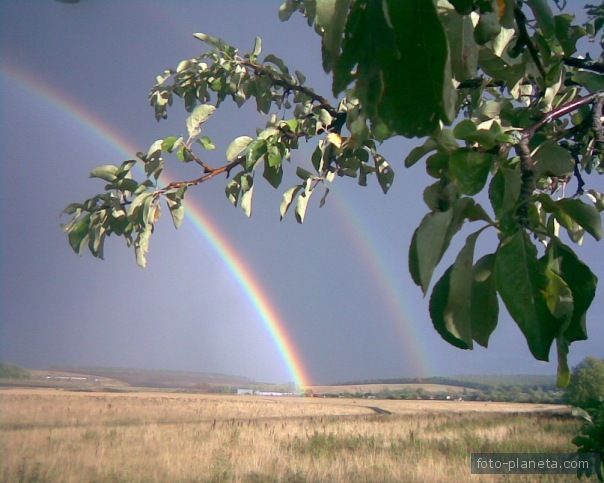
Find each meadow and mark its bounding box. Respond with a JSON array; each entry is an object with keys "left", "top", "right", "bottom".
[{"left": 0, "top": 388, "right": 583, "bottom": 482}]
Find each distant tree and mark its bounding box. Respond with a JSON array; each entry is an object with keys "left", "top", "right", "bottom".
[
  {"left": 566, "top": 357, "right": 604, "bottom": 410},
  {"left": 573, "top": 402, "right": 604, "bottom": 481},
  {"left": 0, "top": 362, "right": 30, "bottom": 379},
  {"left": 63, "top": 1, "right": 603, "bottom": 386}
]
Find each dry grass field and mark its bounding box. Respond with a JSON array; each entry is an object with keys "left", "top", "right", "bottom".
[{"left": 0, "top": 388, "right": 583, "bottom": 482}]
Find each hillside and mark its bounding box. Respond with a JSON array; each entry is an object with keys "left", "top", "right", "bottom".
[
  {"left": 50, "top": 366, "right": 254, "bottom": 389},
  {"left": 0, "top": 362, "right": 30, "bottom": 379}
]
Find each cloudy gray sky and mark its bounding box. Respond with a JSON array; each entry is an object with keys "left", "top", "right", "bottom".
[{"left": 1, "top": 0, "right": 602, "bottom": 384}]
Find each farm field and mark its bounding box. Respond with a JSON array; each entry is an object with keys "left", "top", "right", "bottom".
[{"left": 0, "top": 388, "right": 581, "bottom": 482}]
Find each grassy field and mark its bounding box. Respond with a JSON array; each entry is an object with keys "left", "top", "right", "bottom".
[{"left": 0, "top": 388, "right": 584, "bottom": 482}]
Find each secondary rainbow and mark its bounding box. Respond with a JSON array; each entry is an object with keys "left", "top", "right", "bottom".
[
  {"left": 329, "top": 192, "right": 431, "bottom": 375},
  {"left": 2, "top": 63, "right": 311, "bottom": 388}
]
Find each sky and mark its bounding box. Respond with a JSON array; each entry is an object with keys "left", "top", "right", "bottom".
[{"left": 1, "top": 0, "right": 602, "bottom": 385}]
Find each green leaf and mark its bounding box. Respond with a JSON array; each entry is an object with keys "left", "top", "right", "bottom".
[
  {"left": 226, "top": 136, "right": 253, "bottom": 162},
  {"left": 90, "top": 165, "right": 119, "bottom": 183},
  {"left": 316, "top": 0, "right": 351, "bottom": 72},
  {"left": 161, "top": 136, "right": 180, "bottom": 153},
  {"left": 166, "top": 198, "right": 185, "bottom": 229},
  {"left": 280, "top": 185, "right": 302, "bottom": 220},
  {"left": 448, "top": 0, "right": 473, "bottom": 15},
  {"left": 335, "top": 0, "right": 454, "bottom": 137},
  {"left": 67, "top": 214, "right": 90, "bottom": 254},
  {"left": 296, "top": 167, "right": 314, "bottom": 180},
  {"left": 527, "top": 0, "right": 556, "bottom": 40},
  {"left": 549, "top": 241, "right": 598, "bottom": 343},
  {"left": 134, "top": 223, "right": 153, "bottom": 268},
  {"left": 474, "top": 11, "right": 501, "bottom": 45},
  {"left": 409, "top": 209, "right": 455, "bottom": 294},
  {"left": 186, "top": 104, "right": 216, "bottom": 139},
  {"left": 278, "top": 1, "right": 295, "bottom": 21},
  {"left": 453, "top": 120, "right": 477, "bottom": 139},
  {"left": 533, "top": 140, "right": 575, "bottom": 178},
  {"left": 251, "top": 36, "right": 262, "bottom": 57},
  {"left": 556, "top": 198, "right": 603, "bottom": 240},
  {"left": 245, "top": 139, "right": 267, "bottom": 170},
  {"left": 225, "top": 173, "right": 243, "bottom": 207},
  {"left": 63, "top": 203, "right": 83, "bottom": 215},
  {"left": 495, "top": 231, "right": 561, "bottom": 361},
  {"left": 404, "top": 138, "right": 437, "bottom": 168},
  {"left": 554, "top": 14, "right": 586, "bottom": 57},
  {"left": 556, "top": 338, "right": 570, "bottom": 388},
  {"left": 263, "top": 160, "right": 283, "bottom": 189},
  {"left": 441, "top": 9, "right": 479, "bottom": 82},
  {"left": 571, "top": 71, "right": 604, "bottom": 93},
  {"left": 264, "top": 54, "right": 289, "bottom": 74},
  {"left": 240, "top": 185, "right": 254, "bottom": 217},
  {"left": 470, "top": 254, "right": 499, "bottom": 348},
  {"left": 373, "top": 153, "right": 394, "bottom": 194},
  {"left": 489, "top": 166, "right": 521, "bottom": 218},
  {"left": 430, "top": 231, "right": 483, "bottom": 350},
  {"left": 193, "top": 32, "right": 235, "bottom": 55},
  {"left": 198, "top": 136, "right": 216, "bottom": 151},
  {"left": 449, "top": 149, "right": 492, "bottom": 195},
  {"left": 295, "top": 186, "right": 313, "bottom": 223},
  {"left": 542, "top": 259, "right": 574, "bottom": 322},
  {"left": 381, "top": 0, "right": 456, "bottom": 136}
]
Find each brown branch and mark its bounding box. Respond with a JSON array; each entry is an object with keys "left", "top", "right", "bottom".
[
  {"left": 526, "top": 91, "right": 602, "bottom": 137},
  {"left": 185, "top": 147, "right": 214, "bottom": 173},
  {"left": 158, "top": 157, "right": 245, "bottom": 194}
]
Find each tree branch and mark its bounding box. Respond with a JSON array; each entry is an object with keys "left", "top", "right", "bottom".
[
  {"left": 526, "top": 92, "right": 603, "bottom": 137},
  {"left": 515, "top": 91, "right": 604, "bottom": 225},
  {"left": 158, "top": 157, "right": 245, "bottom": 194},
  {"left": 563, "top": 57, "right": 604, "bottom": 74}
]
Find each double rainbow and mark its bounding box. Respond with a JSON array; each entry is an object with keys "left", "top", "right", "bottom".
[{"left": 3, "top": 63, "right": 432, "bottom": 386}]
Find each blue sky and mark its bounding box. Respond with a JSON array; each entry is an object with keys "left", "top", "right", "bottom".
[{"left": 1, "top": 0, "right": 602, "bottom": 384}]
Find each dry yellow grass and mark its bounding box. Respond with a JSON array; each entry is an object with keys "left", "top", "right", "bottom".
[{"left": 0, "top": 388, "right": 581, "bottom": 482}]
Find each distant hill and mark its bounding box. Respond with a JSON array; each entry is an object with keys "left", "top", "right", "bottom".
[
  {"left": 0, "top": 362, "right": 30, "bottom": 379},
  {"left": 333, "top": 374, "right": 557, "bottom": 390},
  {"left": 307, "top": 383, "right": 477, "bottom": 396},
  {"left": 445, "top": 374, "right": 557, "bottom": 388},
  {"left": 50, "top": 366, "right": 255, "bottom": 389}
]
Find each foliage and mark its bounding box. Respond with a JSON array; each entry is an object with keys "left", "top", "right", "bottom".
[
  {"left": 566, "top": 357, "right": 604, "bottom": 410},
  {"left": 63, "top": 0, "right": 604, "bottom": 384},
  {"left": 0, "top": 362, "right": 30, "bottom": 379},
  {"left": 572, "top": 402, "right": 604, "bottom": 481}
]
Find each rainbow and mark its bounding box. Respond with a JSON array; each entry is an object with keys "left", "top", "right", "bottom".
[
  {"left": 2, "top": 63, "right": 311, "bottom": 387},
  {"left": 329, "top": 193, "right": 431, "bottom": 375}
]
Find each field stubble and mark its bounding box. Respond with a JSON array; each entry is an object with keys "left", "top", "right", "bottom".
[{"left": 0, "top": 389, "right": 581, "bottom": 482}]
